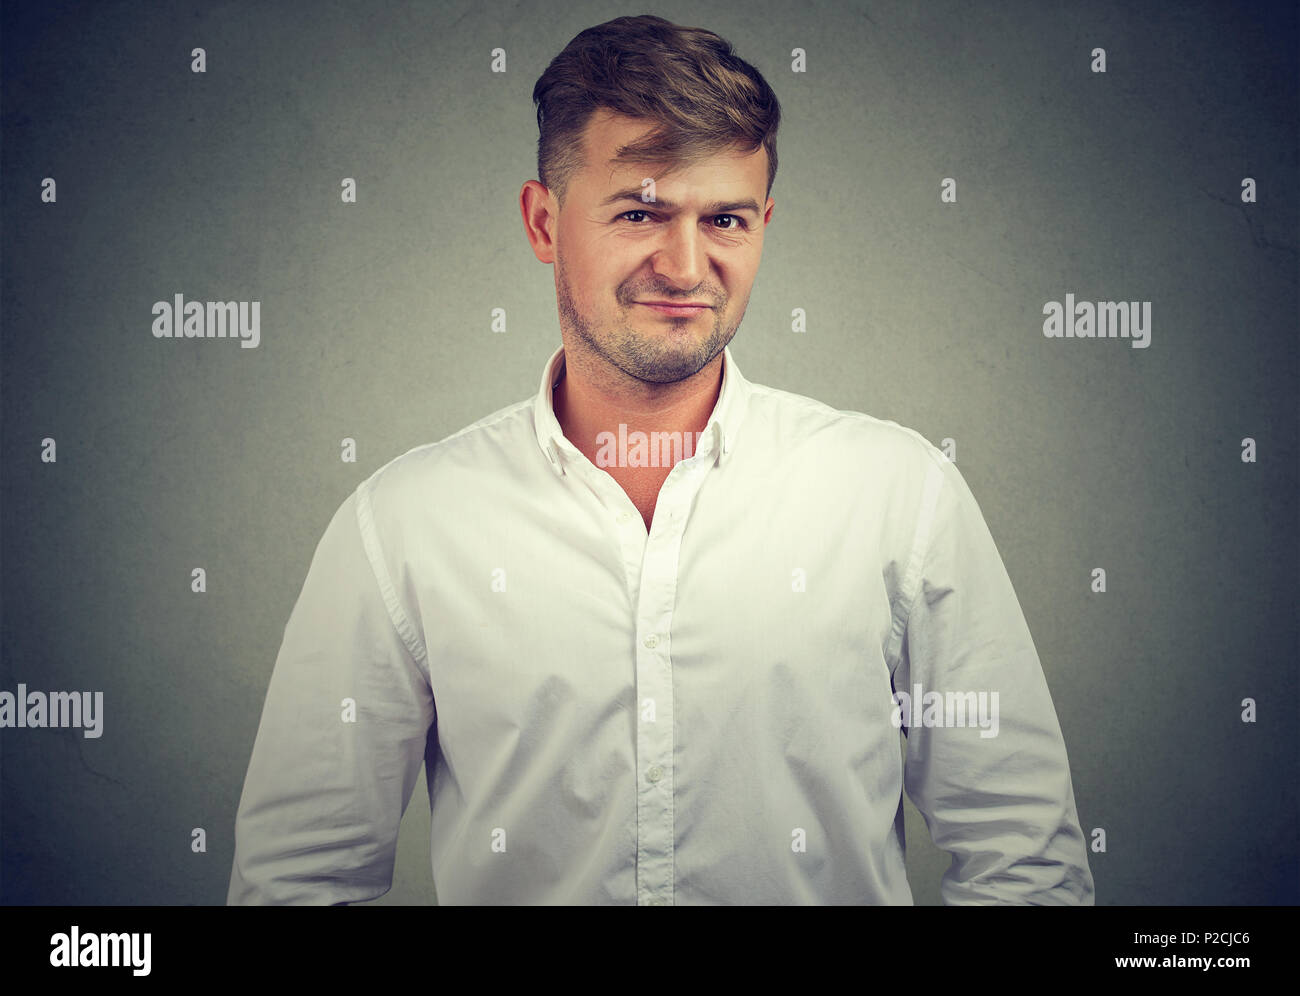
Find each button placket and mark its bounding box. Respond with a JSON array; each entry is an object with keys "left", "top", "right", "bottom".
[{"left": 632, "top": 459, "right": 718, "bottom": 906}]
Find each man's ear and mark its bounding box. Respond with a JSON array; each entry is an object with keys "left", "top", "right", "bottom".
[{"left": 520, "top": 180, "right": 558, "bottom": 264}]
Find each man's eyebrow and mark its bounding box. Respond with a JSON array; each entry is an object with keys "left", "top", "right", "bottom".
[{"left": 598, "top": 188, "right": 763, "bottom": 217}]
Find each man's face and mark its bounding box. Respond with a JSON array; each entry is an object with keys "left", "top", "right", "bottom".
[{"left": 546, "top": 109, "right": 774, "bottom": 385}]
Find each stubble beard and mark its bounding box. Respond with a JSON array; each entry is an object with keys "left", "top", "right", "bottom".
[{"left": 555, "top": 252, "right": 739, "bottom": 386}]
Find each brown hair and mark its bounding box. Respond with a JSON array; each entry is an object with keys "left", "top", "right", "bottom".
[{"left": 531, "top": 14, "right": 781, "bottom": 208}]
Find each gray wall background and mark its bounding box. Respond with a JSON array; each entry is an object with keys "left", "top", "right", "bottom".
[{"left": 2, "top": 0, "right": 1295, "bottom": 905}]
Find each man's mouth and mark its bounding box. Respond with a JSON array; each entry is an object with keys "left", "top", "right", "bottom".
[{"left": 637, "top": 302, "right": 711, "bottom": 316}]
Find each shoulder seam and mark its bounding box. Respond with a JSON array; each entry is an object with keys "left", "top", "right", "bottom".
[
  {"left": 884, "top": 453, "right": 949, "bottom": 675},
  {"left": 352, "top": 477, "right": 431, "bottom": 674}
]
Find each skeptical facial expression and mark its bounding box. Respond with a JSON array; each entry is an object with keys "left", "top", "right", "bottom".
[{"left": 551, "top": 108, "right": 774, "bottom": 385}]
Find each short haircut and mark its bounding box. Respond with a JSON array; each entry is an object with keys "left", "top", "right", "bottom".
[{"left": 531, "top": 14, "right": 782, "bottom": 209}]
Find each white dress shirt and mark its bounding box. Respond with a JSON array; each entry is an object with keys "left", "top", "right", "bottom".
[{"left": 228, "top": 344, "right": 1095, "bottom": 905}]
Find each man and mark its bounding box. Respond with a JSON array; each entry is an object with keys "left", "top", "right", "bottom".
[{"left": 228, "top": 14, "right": 1094, "bottom": 905}]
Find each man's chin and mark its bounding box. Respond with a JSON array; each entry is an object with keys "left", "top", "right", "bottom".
[{"left": 621, "top": 347, "right": 715, "bottom": 384}]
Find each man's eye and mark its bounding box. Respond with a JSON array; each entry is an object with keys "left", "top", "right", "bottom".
[{"left": 618, "top": 211, "right": 746, "bottom": 230}]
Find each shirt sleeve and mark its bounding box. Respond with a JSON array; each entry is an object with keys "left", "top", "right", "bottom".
[
  {"left": 894, "top": 455, "right": 1095, "bottom": 905},
  {"left": 227, "top": 483, "right": 435, "bottom": 905}
]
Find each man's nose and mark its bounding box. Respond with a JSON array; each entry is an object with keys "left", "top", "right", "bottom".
[{"left": 650, "top": 218, "right": 707, "bottom": 289}]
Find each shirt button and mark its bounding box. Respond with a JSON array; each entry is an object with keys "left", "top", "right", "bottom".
[
  {"left": 618, "top": 510, "right": 633, "bottom": 523},
  {"left": 643, "top": 634, "right": 659, "bottom": 649},
  {"left": 647, "top": 765, "right": 663, "bottom": 783}
]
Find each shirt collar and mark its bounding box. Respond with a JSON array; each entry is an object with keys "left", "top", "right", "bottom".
[{"left": 533, "top": 343, "right": 751, "bottom": 477}]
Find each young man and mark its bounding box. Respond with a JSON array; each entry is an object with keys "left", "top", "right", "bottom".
[{"left": 228, "top": 14, "right": 1094, "bottom": 905}]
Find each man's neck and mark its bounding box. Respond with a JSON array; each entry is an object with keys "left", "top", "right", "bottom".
[{"left": 552, "top": 347, "right": 724, "bottom": 471}]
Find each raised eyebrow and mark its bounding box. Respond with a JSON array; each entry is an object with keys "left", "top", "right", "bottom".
[{"left": 601, "top": 189, "right": 762, "bottom": 218}]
